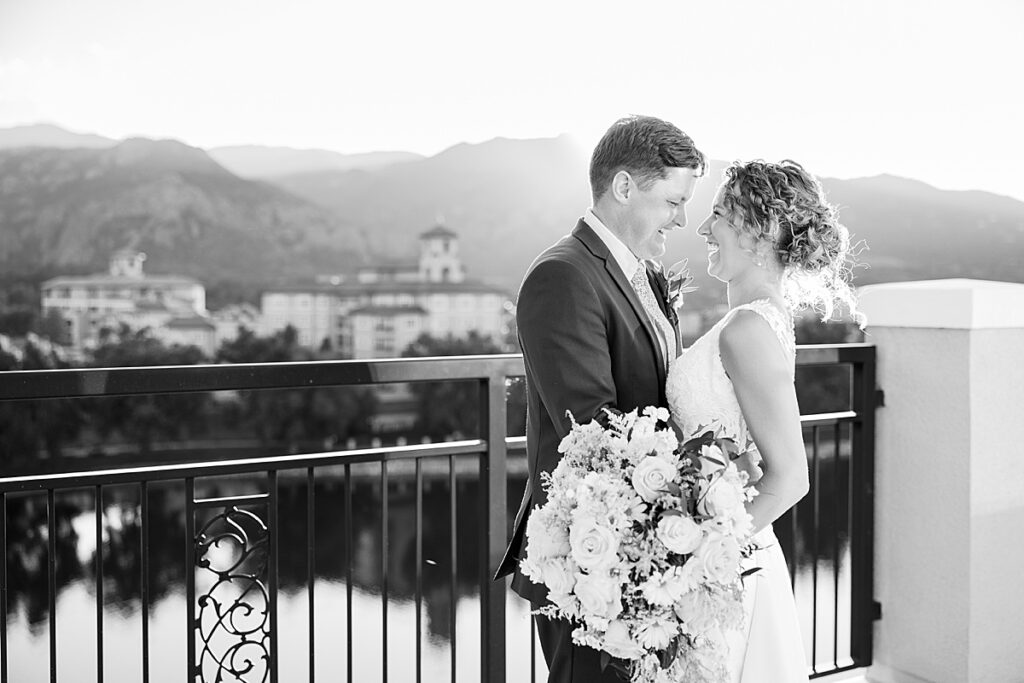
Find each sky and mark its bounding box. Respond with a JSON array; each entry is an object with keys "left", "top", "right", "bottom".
[{"left": 1, "top": 0, "right": 1022, "bottom": 200}]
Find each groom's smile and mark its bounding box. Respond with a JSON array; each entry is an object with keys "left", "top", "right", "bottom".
[{"left": 623, "top": 166, "right": 700, "bottom": 260}]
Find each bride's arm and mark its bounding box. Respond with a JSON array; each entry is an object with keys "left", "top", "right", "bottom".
[{"left": 720, "top": 311, "right": 809, "bottom": 534}]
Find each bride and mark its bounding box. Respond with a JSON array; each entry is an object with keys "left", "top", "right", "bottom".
[{"left": 666, "top": 159, "right": 860, "bottom": 682}]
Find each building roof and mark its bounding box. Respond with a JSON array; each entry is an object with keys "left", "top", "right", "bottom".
[
  {"left": 348, "top": 305, "right": 428, "bottom": 317},
  {"left": 358, "top": 260, "right": 418, "bottom": 272},
  {"left": 211, "top": 303, "right": 261, "bottom": 319},
  {"left": 135, "top": 300, "right": 172, "bottom": 312},
  {"left": 164, "top": 315, "right": 216, "bottom": 330},
  {"left": 264, "top": 279, "right": 509, "bottom": 297},
  {"left": 43, "top": 274, "right": 201, "bottom": 288},
  {"left": 419, "top": 224, "right": 458, "bottom": 239}
]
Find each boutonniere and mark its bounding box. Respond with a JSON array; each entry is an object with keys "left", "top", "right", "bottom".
[{"left": 651, "top": 258, "right": 698, "bottom": 311}]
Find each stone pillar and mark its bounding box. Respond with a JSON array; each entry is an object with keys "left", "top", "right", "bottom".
[{"left": 859, "top": 279, "right": 1024, "bottom": 683}]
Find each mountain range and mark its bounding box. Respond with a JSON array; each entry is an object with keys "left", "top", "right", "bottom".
[
  {"left": 0, "top": 134, "right": 368, "bottom": 284},
  {"left": 207, "top": 146, "right": 424, "bottom": 178},
  {"left": 1, "top": 123, "right": 1023, "bottom": 305}
]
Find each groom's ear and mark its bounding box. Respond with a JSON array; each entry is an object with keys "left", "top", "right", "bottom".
[{"left": 610, "top": 170, "right": 632, "bottom": 204}]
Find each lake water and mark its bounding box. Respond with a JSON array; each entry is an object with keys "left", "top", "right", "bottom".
[{"left": 3, "top": 447, "right": 853, "bottom": 682}]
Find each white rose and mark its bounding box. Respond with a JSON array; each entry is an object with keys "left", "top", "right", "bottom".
[
  {"left": 539, "top": 559, "right": 576, "bottom": 595},
  {"left": 574, "top": 572, "right": 622, "bottom": 620},
  {"left": 700, "top": 477, "right": 745, "bottom": 518},
  {"left": 656, "top": 514, "right": 702, "bottom": 555},
  {"left": 602, "top": 619, "right": 643, "bottom": 660},
  {"left": 526, "top": 511, "right": 570, "bottom": 560},
  {"left": 676, "top": 556, "right": 704, "bottom": 594},
  {"left": 695, "top": 532, "right": 742, "bottom": 585},
  {"left": 674, "top": 589, "right": 716, "bottom": 635},
  {"left": 569, "top": 519, "right": 619, "bottom": 571},
  {"left": 632, "top": 457, "right": 677, "bottom": 502}
]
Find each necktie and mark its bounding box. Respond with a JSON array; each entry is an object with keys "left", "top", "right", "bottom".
[{"left": 630, "top": 265, "right": 677, "bottom": 368}]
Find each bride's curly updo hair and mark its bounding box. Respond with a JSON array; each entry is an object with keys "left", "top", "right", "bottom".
[{"left": 719, "top": 159, "right": 863, "bottom": 324}]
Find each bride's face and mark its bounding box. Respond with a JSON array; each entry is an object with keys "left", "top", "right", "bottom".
[{"left": 697, "top": 186, "right": 760, "bottom": 283}]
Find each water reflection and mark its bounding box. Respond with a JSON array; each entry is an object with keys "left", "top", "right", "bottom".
[
  {"left": 4, "top": 438, "right": 855, "bottom": 681},
  {"left": 3, "top": 461, "right": 531, "bottom": 682}
]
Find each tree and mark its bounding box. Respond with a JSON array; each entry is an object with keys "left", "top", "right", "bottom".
[
  {"left": 0, "top": 335, "right": 82, "bottom": 467},
  {"left": 215, "top": 325, "right": 307, "bottom": 364},
  {"left": 215, "top": 326, "right": 377, "bottom": 447},
  {"left": 0, "top": 308, "right": 36, "bottom": 337},
  {"left": 37, "top": 308, "right": 70, "bottom": 345},
  {"left": 87, "top": 327, "right": 211, "bottom": 454},
  {"left": 401, "top": 332, "right": 525, "bottom": 440}
]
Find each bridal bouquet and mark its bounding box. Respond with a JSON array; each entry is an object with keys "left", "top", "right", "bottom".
[{"left": 520, "top": 407, "right": 759, "bottom": 683}]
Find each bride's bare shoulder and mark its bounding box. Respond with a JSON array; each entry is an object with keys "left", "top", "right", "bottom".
[
  {"left": 720, "top": 309, "right": 777, "bottom": 349},
  {"left": 719, "top": 309, "right": 791, "bottom": 378}
]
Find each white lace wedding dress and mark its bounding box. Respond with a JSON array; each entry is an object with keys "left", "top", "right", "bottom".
[{"left": 666, "top": 299, "right": 808, "bottom": 683}]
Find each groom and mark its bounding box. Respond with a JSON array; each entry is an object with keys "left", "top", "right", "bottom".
[{"left": 495, "top": 115, "right": 705, "bottom": 681}]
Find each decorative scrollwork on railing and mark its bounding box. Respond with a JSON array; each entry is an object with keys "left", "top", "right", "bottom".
[{"left": 195, "top": 506, "right": 271, "bottom": 683}]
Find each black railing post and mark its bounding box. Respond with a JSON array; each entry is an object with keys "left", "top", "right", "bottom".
[
  {"left": 1, "top": 493, "right": 6, "bottom": 683},
  {"left": 185, "top": 478, "right": 196, "bottom": 682},
  {"left": 850, "top": 347, "right": 877, "bottom": 668},
  {"left": 479, "top": 372, "right": 507, "bottom": 683},
  {"left": 268, "top": 471, "right": 279, "bottom": 683},
  {"left": 47, "top": 488, "right": 56, "bottom": 683}
]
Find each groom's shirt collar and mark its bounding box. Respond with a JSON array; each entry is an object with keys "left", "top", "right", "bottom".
[{"left": 583, "top": 209, "right": 642, "bottom": 280}]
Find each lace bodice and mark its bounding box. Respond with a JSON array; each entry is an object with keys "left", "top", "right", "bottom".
[{"left": 666, "top": 299, "right": 795, "bottom": 446}]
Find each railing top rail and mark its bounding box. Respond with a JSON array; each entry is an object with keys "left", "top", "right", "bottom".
[
  {"left": 0, "top": 345, "right": 874, "bottom": 402},
  {"left": 0, "top": 353, "right": 528, "bottom": 401},
  {"left": 796, "top": 343, "right": 875, "bottom": 366},
  {"left": 0, "top": 438, "right": 519, "bottom": 493}
]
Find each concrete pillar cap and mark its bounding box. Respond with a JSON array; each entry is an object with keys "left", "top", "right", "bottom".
[{"left": 859, "top": 278, "right": 1024, "bottom": 329}]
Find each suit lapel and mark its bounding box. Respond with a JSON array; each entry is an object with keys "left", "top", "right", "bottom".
[{"left": 572, "top": 220, "right": 668, "bottom": 387}]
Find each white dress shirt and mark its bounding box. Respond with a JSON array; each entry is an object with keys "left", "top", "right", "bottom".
[
  {"left": 583, "top": 209, "right": 640, "bottom": 281},
  {"left": 582, "top": 209, "right": 673, "bottom": 364}
]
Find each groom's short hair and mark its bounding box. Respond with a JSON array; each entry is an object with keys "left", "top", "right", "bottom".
[{"left": 589, "top": 115, "right": 706, "bottom": 200}]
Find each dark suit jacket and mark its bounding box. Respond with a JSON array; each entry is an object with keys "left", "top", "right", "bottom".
[{"left": 496, "top": 219, "right": 680, "bottom": 606}]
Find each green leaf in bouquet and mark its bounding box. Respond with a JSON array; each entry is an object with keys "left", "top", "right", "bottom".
[
  {"left": 741, "top": 566, "right": 763, "bottom": 578},
  {"left": 609, "top": 660, "right": 632, "bottom": 680},
  {"left": 599, "top": 651, "right": 632, "bottom": 680},
  {"left": 660, "top": 509, "right": 683, "bottom": 518}
]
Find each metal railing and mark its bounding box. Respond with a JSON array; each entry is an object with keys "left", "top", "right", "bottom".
[
  {"left": 787, "top": 344, "right": 877, "bottom": 677},
  {"left": 0, "top": 347, "right": 876, "bottom": 682}
]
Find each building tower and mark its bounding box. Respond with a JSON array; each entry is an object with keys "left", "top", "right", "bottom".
[
  {"left": 109, "top": 249, "right": 146, "bottom": 278},
  {"left": 418, "top": 223, "right": 464, "bottom": 283}
]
